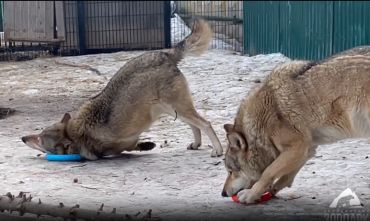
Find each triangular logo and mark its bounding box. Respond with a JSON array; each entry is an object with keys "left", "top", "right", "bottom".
[{"left": 329, "top": 188, "right": 362, "bottom": 208}]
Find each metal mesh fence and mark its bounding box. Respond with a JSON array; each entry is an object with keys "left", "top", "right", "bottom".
[
  {"left": 60, "top": 1, "right": 171, "bottom": 56},
  {"left": 0, "top": 1, "right": 3, "bottom": 32},
  {"left": 0, "top": 1, "right": 243, "bottom": 62},
  {"left": 171, "top": 1, "right": 243, "bottom": 52},
  {"left": 1, "top": 1, "right": 171, "bottom": 61}
]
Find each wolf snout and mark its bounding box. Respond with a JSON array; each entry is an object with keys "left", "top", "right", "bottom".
[
  {"left": 221, "top": 190, "right": 228, "bottom": 197},
  {"left": 21, "top": 136, "right": 27, "bottom": 143}
]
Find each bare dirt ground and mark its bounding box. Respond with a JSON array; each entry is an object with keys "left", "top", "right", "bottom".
[{"left": 0, "top": 49, "right": 369, "bottom": 221}]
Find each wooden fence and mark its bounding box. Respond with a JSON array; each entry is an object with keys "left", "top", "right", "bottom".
[{"left": 3, "top": 1, "right": 64, "bottom": 43}]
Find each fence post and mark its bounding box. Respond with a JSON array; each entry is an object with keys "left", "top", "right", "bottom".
[
  {"left": 76, "top": 1, "right": 86, "bottom": 55},
  {"left": 0, "top": 1, "right": 3, "bottom": 32},
  {"left": 163, "top": 1, "right": 171, "bottom": 48},
  {"left": 242, "top": 1, "right": 246, "bottom": 55}
]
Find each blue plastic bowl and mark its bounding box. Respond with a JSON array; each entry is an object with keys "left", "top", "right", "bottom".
[{"left": 46, "top": 154, "right": 83, "bottom": 161}]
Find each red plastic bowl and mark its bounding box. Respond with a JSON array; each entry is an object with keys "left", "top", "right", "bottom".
[{"left": 232, "top": 191, "right": 272, "bottom": 205}]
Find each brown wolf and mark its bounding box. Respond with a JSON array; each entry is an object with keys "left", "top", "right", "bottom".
[
  {"left": 321, "top": 45, "right": 370, "bottom": 61},
  {"left": 221, "top": 49, "right": 370, "bottom": 204},
  {"left": 21, "top": 18, "right": 224, "bottom": 160}
]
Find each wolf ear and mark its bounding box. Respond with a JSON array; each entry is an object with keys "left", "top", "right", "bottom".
[
  {"left": 223, "top": 124, "right": 234, "bottom": 133},
  {"left": 227, "top": 132, "right": 247, "bottom": 151},
  {"left": 61, "top": 113, "right": 72, "bottom": 124}
]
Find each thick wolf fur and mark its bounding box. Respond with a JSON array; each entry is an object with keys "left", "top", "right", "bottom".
[
  {"left": 21, "top": 18, "right": 224, "bottom": 160},
  {"left": 221, "top": 49, "right": 370, "bottom": 204},
  {"left": 321, "top": 45, "right": 370, "bottom": 62}
]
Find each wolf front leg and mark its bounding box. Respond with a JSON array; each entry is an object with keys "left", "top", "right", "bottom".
[
  {"left": 243, "top": 141, "right": 309, "bottom": 204},
  {"left": 267, "top": 145, "right": 317, "bottom": 196},
  {"left": 265, "top": 161, "right": 306, "bottom": 196}
]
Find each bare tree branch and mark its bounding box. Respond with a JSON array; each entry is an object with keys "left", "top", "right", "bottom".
[{"left": 0, "top": 192, "right": 162, "bottom": 221}]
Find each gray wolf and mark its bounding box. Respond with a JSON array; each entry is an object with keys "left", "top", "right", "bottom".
[
  {"left": 21, "top": 18, "right": 224, "bottom": 160},
  {"left": 221, "top": 47, "right": 370, "bottom": 203}
]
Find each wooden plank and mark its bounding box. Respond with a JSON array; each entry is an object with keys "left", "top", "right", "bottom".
[
  {"left": 44, "top": 1, "right": 54, "bottom": 40},
  {"left": 3, "top": 1, "right": 15, "bottom": 41},
  {"left": 28, "top": 1, "right": 38, "bottom": 40},
  {"left": 13, "top": 1, "right": 21, "bottom": 39},
  {"left": 55, "top": 1, "right": 66, "bottom": 41},
  {"left": 35, "top": 1, "right": 46, "bottom": 39},
  {"left": 6, "top": 37, "right": 62, "bottom": 43},
  {"left": 20, "top": 1, "right": 29, "bottom": 39}
]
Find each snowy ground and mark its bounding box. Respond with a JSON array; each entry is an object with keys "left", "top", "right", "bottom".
[{"left": 0, "top": 49, "right": 369, "bottom": 221}]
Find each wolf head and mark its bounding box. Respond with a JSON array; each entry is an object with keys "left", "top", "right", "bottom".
[
  {"left": 221, "top": 123, "right": 274, "bottom": 197},
  {"left": 21, "top": 113, "right": 78, "bottom": 155}
]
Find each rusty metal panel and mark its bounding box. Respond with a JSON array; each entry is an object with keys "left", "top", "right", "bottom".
[
  {"left": 333, "top": 1, "right": 370, "bottom": 54},
  {"left": 243, "top": 1, "right": 280, "bottom": 56},
  {"left": 279, "top": 1, "right": 333, "bottom": 60}
]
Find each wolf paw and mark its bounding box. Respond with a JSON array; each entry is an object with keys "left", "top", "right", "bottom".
[
  {"left": 237, "top": 189, "right": 259, "bottom": 204},
  {"left": 266, "top": 186, "right": 278, "bottom": 196},
  {"left": 210, "top": 147, "right": 223, "bottom": 157},
  {"left": 186, "top": 142, "right": 201, "bottom": 150},
  {"left": 137, "top": 142, "right": 156, "bottom": 151}
]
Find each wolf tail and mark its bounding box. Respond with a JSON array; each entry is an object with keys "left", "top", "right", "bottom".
[{"left": 168, "top": 18, "right": 213, "bottom": 63}]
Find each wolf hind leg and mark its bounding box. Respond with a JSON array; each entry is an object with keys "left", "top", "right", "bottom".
[{"left": 160, "top": 76, "right": 223, "bottom": 157}]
